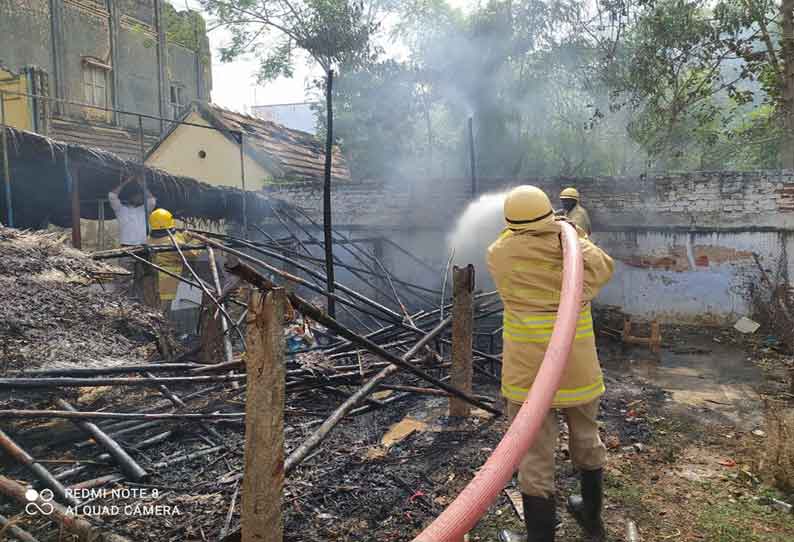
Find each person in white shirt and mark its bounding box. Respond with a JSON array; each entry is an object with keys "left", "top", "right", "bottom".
[{"left": 108, "top": 174, "right": 156, "bottom": 246}]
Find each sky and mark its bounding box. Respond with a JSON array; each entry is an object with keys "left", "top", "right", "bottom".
[{"left": 168, "top": 0, "right": 475, "bottom": 112}]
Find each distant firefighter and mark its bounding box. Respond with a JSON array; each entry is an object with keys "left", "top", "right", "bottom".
[
  {"left": 559, "top": 187, "right": 591, "bottom": 236},
  {"left": 146, "top": 208, "right": 193, "bottom": 315}
]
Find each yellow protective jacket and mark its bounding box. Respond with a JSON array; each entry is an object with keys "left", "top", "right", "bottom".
[
  {"left": 566, "top": 203, "right": 592, "bottom": 235},
  {"left": 147, "top": 232, "right": 193, "bottom": 301},
  {"left": 487, "top": 218, "right": 614, "bottom": 408}
]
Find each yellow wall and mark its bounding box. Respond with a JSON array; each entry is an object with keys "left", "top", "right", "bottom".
[
  {"left": 0, "top": 68, "right": 31, "bottom": 131},
  {"left": 145, "top": 112, "right": 270, "bottom": 190}
]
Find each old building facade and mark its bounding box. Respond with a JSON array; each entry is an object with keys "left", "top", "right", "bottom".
[{"left": 0, "top": 0, "right": 211, "bottom": 158}]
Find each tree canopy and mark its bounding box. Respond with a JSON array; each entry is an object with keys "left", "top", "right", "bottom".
[{"left": 205, "top": 0, "right": 794, "bottom": 180}]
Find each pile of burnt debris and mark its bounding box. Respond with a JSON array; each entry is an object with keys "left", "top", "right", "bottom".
[{"left": 0, "top": 220, "right": 506, "bottom": 542}]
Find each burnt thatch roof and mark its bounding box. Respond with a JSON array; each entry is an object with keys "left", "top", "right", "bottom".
[{"left": 0, "top": 126, "right": 286, "bottom": 229}]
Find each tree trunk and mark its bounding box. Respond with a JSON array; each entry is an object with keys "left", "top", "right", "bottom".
[
  {"left": 323, "top": 69, "right": 336, "bottom": 317},
  {"left": 781, "top": 0, "right": 794, "bottom": 168}
]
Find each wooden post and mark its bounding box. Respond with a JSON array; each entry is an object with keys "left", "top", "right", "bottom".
[
  {"left": 198, "top": 292, "right": 224, "bottom": 364},
  {"left": 69, "top": 162, "right": 81, "bottom": 250},
  {"left": 450, "top": 264, "right": 475, "bottom": 417},
  {"left": 241, "top": 288, "right": 285, "bottom": 542},
  {"left": 141, "top": 255, "right": 161, "bottom": 310},
  {"left": 650, "top": 320, "right": 661, "bottom": 354}
]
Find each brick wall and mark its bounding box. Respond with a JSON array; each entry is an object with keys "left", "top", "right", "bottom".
[
  {"left": 261, "top": 172, "right": 794, "bottom": 323},
  {"left": 264, "top": 171, "right": 794, "bottom": 231}
]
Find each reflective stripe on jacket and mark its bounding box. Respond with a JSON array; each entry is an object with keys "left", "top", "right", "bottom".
[{"left": 487, "top": 219, "right": 614, "bottom": 408}]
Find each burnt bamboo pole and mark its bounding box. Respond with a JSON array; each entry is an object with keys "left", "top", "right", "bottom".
[
  {"left": 202, "top": 229, "right": 375, "bottom": 310},
  {"left": 0, "top": 374, "right": 246, "bottom": 388},
  {"left": 167, "top": 230, "right": 244, "bottom": 343},
  {"left": 69, "top": 473, "right": 125, "bottom": 491},
  {"left": 187, "top": 231, "right": 404, "bottom": 325},
  {"left": 259, "top": 206, "right": 380, "bottom": 332},
  {"left": 208, "top": 246, "right": 235, "bottom": 365},
  {"left": 283, "top": 316, "right": 453, "bottom": 473},
  {"left": 323, "top": 290, "right": 498, "bottom": 354},
  {"left": 123, "top": 250, "right": 247, "bottom": 309},
  {"left": 225, "top": 258, "right": 500, "bottom": 415},
  {"left": 93, "top": 244, "right": 206, "bottom": 259},
  {"left": 138, "top": 370, "right": 225, "bottom": 443},
  {"left": 283, "top": 206, "right": 437, "bottom": 310},
  {"left": 56, "top": 430, "right": 174, "bottom": 483},
  {"left": 14, "top": 363, "right": 201, "bottom": 378},
  {"left": 75, "top": 421, "right": 163, "bottom": 448},
  {"left": 0, "top": 410, "right": 244, "bottom": 421},
  {"left": 0, "top": 513, "right": 41, "bottom": 542},
  {"left": 98, "top": 384, "right": 225, "bottom": 431},
  {"left": 0, "top": 429, "right": 78, "bottom": 506},
  {"left": 276, "top": 209, "right": 405, "bottom": 311},
  {"left": 0, "top": 476, "right": 132, "bottom": 542},
  {"left": 53, "top": 399, "right": 147, "bottom": 482},
  {"left": 192, "top": 228, "right": 442, "bottom": 297},
  {"left": 378, "top": 384, "right": 495, "bottom": 401},
  {"left": 250, "top": 229, "right": 440, "bottom": 299}
]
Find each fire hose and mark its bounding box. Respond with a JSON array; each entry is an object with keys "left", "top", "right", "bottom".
[{"left": 413, "top": 221, "right": 584, "bottom": 542}]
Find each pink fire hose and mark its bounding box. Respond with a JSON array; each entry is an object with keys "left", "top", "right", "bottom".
[{"left": 413, "top": 222, "right": 584, "bottom": 542}]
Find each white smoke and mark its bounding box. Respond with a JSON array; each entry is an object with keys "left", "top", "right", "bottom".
[{"left": 446, "top": 190, "right": 510, "bottom": 289}]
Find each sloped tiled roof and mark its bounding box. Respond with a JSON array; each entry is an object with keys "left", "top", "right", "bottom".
[{"left": 177, "top": 103, "right": 352, "bottom": 184}]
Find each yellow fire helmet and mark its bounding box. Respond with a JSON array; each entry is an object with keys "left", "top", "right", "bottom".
[
  {"left": 149, "top": 208, "right": 175, "bottom": 231},
  {"left": 560, "top": 187, "right": 580, "bottom": 201},
  {"left": 503, "top": 185, "right": 555, "bottom": 231}
]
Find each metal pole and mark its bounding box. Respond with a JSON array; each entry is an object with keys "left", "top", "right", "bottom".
[
  {"left": 98, "top": 199, "right": 105, "bottom": 250},
  {"left": 138, "top": 114, "right": 149, "bottom": 236},
  {"left": 1, "top": 91, "right": 13, "bottom": 227},
  {"left": 239, "top": 132, "right": 247, "bottom": 239},
  {"left": 468, "top": 116, "right": 477, "bottom": 197},
  {"left": 323, "top": 68, "right": 336, "bottom": 318}
]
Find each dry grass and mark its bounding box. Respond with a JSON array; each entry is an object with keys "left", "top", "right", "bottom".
[{"left": 762, "top": 399, "right": 794, "bottom": 492}]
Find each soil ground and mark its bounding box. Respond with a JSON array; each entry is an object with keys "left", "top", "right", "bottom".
[{"left": 293, "top": 327, "right": 794, "bottom": 542}]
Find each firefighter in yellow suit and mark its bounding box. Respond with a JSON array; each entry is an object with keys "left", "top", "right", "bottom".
[
  {"left": 147, "top": 208, "right": 192, "bottom": 315},
  {"left": 559, "top": 187, "right": 592, "bottom": 236},
  {"left": 488, "top": 186, "right": 614, "bottom": 542}
]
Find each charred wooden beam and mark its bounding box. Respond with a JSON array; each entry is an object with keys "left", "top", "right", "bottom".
[
  {"left": 54, "top": 399, "right": 147, "bottom": 482},
  {"left": 0, "top": 475, "right": 132, "bottom": 542},
  {"left": 225, "top": 258, "right": 500, "bottom": 416},
  {"left": 284, "top": 315, "right": 459, "bottom": 474},
  {"left": 0, "top": 429, "right": 78, "bottom": 506},
  {"left": 13, "top": 363, "right": 202, "bottom": 378},
  {"left": 0, "top": 513, "right": 41, "bottom": 542},
  {"left": 92, "top": 244, "right": 207, "bottom": 259},
  {"left": 186, "top": 231, "right": 405, "bottom": 325},
  {"left": 0, "top": 374, "right": 246, "bottom": 388},
  {"left": 0, "top": 410, "right": 244, "bottom": 421}
]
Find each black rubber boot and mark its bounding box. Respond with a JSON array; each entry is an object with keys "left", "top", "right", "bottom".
[
  {"left": 496, "top": 494, "right": 557, "bottom": 542},
  {"left": 523, "top": 494, "right": 556, "bottom": 542},
  {"left": 567, "top": 469, "right": 606, "bottom": 541}
]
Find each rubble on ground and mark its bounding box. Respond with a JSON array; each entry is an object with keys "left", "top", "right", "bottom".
[{"left": 0, "top": 227, "right": 169, "bottom": 372}]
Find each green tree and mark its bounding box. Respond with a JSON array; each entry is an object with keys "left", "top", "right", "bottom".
[
  {"left": 199, "top": 0, "right": 378, "bottom": 316},
  {"left": 585, "top": 0, "right": 794, "bottom": 169}
]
